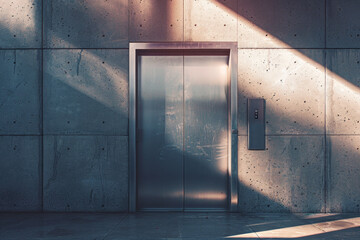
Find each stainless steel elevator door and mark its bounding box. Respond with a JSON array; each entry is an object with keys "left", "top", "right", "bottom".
[
  {"left": 184, "top": 56, "right": 229, "bottom": 210},
  {"left": 137, "top": 55, "right": 184, "bottom": 210},
  {"left": 137, "top": 54, "right": 229, "bottom": 211}
]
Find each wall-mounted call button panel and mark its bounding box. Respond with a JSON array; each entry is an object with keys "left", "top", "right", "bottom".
[{"left": 248, "top": 99, "right": 265, "bottom": 150}]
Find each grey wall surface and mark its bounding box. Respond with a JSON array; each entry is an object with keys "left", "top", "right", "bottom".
[{"left": 0, "top": 0, "right": 359, "bottom": 213}]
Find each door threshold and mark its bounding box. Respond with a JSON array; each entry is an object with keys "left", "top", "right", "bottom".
[{"left": 137, "top": 208, "right": 229, "bottom": 213}]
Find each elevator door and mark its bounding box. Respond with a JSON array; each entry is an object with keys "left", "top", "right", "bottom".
[{"left": 137, "top": 54, "right": 229, "bottom": 211}]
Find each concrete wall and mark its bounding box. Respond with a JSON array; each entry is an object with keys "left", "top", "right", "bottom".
[{"left": 0, "top": 0, "right": 359, "bottom": 212}]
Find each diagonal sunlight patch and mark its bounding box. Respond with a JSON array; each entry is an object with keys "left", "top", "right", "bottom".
[
  {"left": 212, "top": 0, "right": 360, "bottom": 137},
  {"left": 0, "top": 0, "right": 36, "bottom": 34},
  {"left": 238, "top": 48, "right": 326, "bottom": 135},
  {"left": 82, "top": 0, "right": 128, "bottom": 44},
  {"left": 211, "top": 0, "right": 292, "bottom": 48},
  {"left": 46, "top": 37, "right": 128, "bottom": 115},
  {"left": 226, "top": 217, "right": 360, "bottom": 238},
  {"left": 211, "top": 0, "right": 360, "bottom": 93},
  {"left": 327, "top": 58, "right": 360, "bottom": 135},
  {"left": 208, "top": 0, "right": 360, "bottom": 212},
  {"left": 293, "top": 213, "right": 340, "bottom": 220}
]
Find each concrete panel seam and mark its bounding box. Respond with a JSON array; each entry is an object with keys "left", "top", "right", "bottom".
[
  {"left": 183, "top": 0, "right": 184, "bottom": 41},
  {"left": 43, "top": 134, "right": 129, "bottom": 137},
  {"left": 10, "top": 47, "right": 360, "bottom": 50},
  {"left": 327, "top": 134, "right": 360, "bottom": 136},
  {"left": 238, "top": 134, "right": 330, "bottom": 137},
  {"left": 0, "top": 48, "right": 131, "bottom": 50},
  {"left": 324, "top": 46, "right": 327, "bottom": 213},
  {"left": 41, "top": 0, "right": 44, "bottom": 212},
  {"left": 0, "top": 134, "right": 42, "bottom": 136},
  {"left": 237, "top": 48, "right": 360, "bottom": 50},
  {"left": 324, "top": 0, "right": 327, "bottom": 48}
]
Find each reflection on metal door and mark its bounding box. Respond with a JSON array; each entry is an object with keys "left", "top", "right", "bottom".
[
  {"left": 137, "top": 54, "right": 229, "bottom": 211},
  {"left": 137, "top": 55, "right": 184, "bottom": 210}
]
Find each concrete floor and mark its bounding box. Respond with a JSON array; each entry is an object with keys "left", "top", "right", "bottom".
[{"left": 0, "top": 213, "right": 359, "bottom": 240}]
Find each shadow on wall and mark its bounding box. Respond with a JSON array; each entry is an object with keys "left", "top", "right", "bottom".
[
  {"left": 0, "top": 0, "right": 42, "bottom": 48},
  {"left": 0, "top": 0, "right": 359, "bottom": 213},
  {"left": 43, "top": 0, "right": 128, "bottom": 48},
  {"left": 0, "top": 1, "right": 130, "bottom": 211},
  {"left": 0, "top": 48, "right": 129, "bottom": 211},
  {"left": 213, "top": 0, "right": 360, "bottom": 213},
  {"left": 129, "top": 0, "right": 183, "bottom": 41},
  {"left": 43, "top": 49, "right": 128, "bottom": 134},
  {"left": 137, "top": 141, "right": 359, "bottom": 238},
  {"left": 41, "top": 48, "right": 129, "bottom": 211},
  {"left": 137, "top": 131, "right": 288, "bottom": 212},
  {"left": 225, "top": 213, "right": 360, "bottom": 239},
  {"left": 216, "top": 0, "right": 360, "bottom": 95}
]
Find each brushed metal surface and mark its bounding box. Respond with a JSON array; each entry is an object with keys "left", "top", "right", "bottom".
[
  {"left": 229, "top": 47, "right": 238, "bottom": 212},
  {"left": 129, "top": 44, "right": 136, "bottom": 212},
  {"left": 184, "top": 55, "right": 229, "bottom": 210},
  {"left": 136, "top": 55, "right": 184, "bottom": 210},
  {"left": 129, "top": 42, "right": 238, "bottom": 212}
]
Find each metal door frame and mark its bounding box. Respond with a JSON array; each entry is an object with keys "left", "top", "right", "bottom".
[{"left": 129, "top": 42, "right": 238, "bottom": 212}]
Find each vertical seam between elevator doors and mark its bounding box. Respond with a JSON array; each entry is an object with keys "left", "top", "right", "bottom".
[{"left": 182, "top": 54, "right": 185, "bottom": 211}]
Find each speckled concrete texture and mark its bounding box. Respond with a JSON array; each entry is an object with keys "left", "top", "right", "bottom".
[
  {"left": 0, "top": 0, "right": 41, "bottom": 48},
  {"left": 0, "top": 50, "right": 41, "bottom": 134},
  {"left": 1, "top": 0, "right": 360, "bottom": 214},
  {"left": 237, "top": 0, "right": 325, "bottom": 48},
  {"left": 238, "top": 49, "right": 325, "bottom": 135},
  {"left": 129, "top": 0, "right": 184, "bottom": 41},
  {"left": 0, "top": 136, "right": 41, "bottom": 211},
  {"left": 327, "top": 136, "right": 360, "bottom": 213},
  {"left": 43, "top": 0, "right": 128, "bottom": 48},
  {"left": 43, "top": 136, "right": 128, "bottom": 212},
  {"left": 184, "top": 0, "right": 237, "bottom": 41},
  {"left": 326, "top": 49, "right": 360, "bottom": 135},
  {"left": 43, "top": 49, "right": 128, "bottom": 135},
  {"left": 326, "top": 0, "right": 360, "bottom": 48},
  {"left": 238, "top": 136, "right": 325, "bottom": 213}
]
